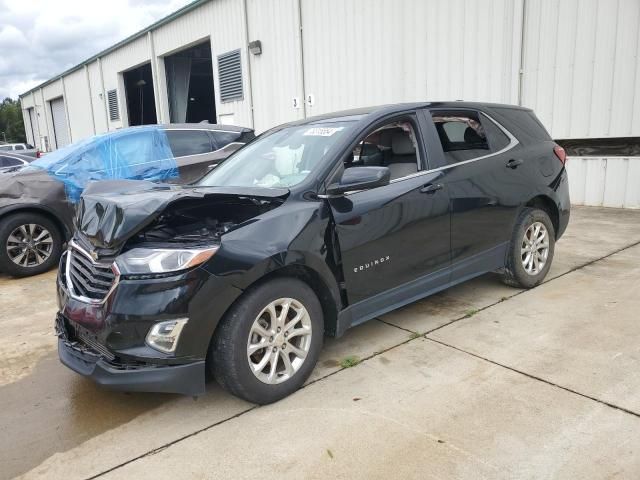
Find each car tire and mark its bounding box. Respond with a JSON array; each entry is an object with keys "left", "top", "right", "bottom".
[
  {"left": 0, "top": 212, "right": 63, "bottom": 277},
  {"left": 502, "top": 207, "right": 555, "bottom": 289},
  {"left": 209, "top": 277, "right": 323, "bottom": 404}
]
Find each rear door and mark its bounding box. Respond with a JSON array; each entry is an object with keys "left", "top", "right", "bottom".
[
  {"left": 328, "top": 112, "right": 451, "bottom": 319},
  {"left": 425, "top": 108, "right": 527, "bottom": 280}
]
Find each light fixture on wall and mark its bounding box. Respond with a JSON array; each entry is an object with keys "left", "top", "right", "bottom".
[{"left": 249, "top": 40, "right": 262, "bottom": 55}]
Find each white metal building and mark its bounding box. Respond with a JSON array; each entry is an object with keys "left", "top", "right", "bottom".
[{"left": 20, "top": 0, "right": 640, "bottom": 208}]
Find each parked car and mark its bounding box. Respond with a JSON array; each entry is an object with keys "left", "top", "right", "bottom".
[
  {"left": 55, "top": 102, "right": 570, "bottom": 404},
  {"left": 0, "top": 143, "right": 39, "bottom": 158},
  {"left": 0, "top": 142, "right": 34, "bottom": 151},
  {"left": 0, "top": 152, "right": 35, "bottom": 173},
  {"left": 0, "top": 123, "right": 254, "bottom": 277}
]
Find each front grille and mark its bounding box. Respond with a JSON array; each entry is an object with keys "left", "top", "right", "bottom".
[
  {"left": 67, "top": 247, "right": 116, "bottom": 302},
  {"left": 67, "top": 320, "right": 116, "bottom": 361}
]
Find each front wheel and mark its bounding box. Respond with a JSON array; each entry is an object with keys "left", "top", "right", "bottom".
[
  {"left": 209, "top": 277, "right": 323, "bottom": 404},
  {"left": 502, "top": 207, "right": 555, "bottom": 289},
  {"left": 0, "top": 212, "right": 63, "bottom": 277}
]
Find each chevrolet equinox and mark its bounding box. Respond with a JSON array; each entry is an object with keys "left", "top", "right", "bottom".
[{"left": 56, "top": 102, "right": 570, "bottom": 404}]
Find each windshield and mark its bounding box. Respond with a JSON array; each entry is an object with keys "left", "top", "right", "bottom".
[{"left": 198, "top": 121, "right": 354, "bottom": 188}]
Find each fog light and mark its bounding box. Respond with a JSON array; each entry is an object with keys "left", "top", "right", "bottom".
[{"left": 146, "top": 319, "right": 188, "bottom": 354}]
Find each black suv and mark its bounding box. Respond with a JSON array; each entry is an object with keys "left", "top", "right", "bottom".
[
  {"left": 0, "top": 124, "right": 253, "bottom": 277},
  {"left": 56, "top": 102, "right": 570, "bottom": 404}
]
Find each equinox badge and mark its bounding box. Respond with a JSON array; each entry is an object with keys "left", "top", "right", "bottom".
[{"left": 353, "top": 256, "right": 390, "bottom": 273}]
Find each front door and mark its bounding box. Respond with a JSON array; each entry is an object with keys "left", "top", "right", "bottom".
[{"left": 328, "top": 115, "right": 451, "bottom": 318}]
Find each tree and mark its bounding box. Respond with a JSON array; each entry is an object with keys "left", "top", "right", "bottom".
[{"left": 0, "top": 98, "right": 27, "bottom": 144}]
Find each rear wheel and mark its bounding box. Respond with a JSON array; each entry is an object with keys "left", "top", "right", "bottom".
[
  {"left": 502, "top": 207, "right": 555, "bottom": 289},
  {"left": 0, "top": 213, "right": 63, "bottom": 277},
  {"left": 209, "top": 277, "right": 323, "bottom": 404}
]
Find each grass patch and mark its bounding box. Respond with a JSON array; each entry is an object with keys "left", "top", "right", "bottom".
[
  {"left": 409, "top": 332, "right": 422, "bottom": 340},
  {"left": 463, "top": 308, "right": 479, "bottom": 318},
  {"left": 327, "top": 449, "right": 334, "bottom": 459},
  {"left": 340, "top": 355, "right": 361, "bottom": 368}
]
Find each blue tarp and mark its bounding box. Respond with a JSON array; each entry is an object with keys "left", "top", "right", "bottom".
[{"left": 29, "top": 126, "right": 178, "bottom": 203}]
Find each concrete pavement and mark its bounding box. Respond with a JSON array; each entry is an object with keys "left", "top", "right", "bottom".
[{"left": 1, "top": 206, "right": 639, "bottom": 480}]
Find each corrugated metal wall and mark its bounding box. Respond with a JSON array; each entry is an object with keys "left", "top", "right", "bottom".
[
  {"left": 521, "top": 0, "right": 640, "bottom": 139},
  {"left": 63, "top": 69, "right": 94, "bottom": 142},
  {"left": 246, "top": 0, "right": 305, "bottom": 132},
  {"left": 301, "top": 0, "right": 522, "bottom": 116},
  {"left": 18, "top": 0, "right": 640, "bottom": 207},
  {"left": 566, "top": 157, "right": 640, "bottom": 208}
]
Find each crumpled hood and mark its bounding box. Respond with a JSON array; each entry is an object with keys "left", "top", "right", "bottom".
[{"left": 77, "top": 180, "right": 289, "bottom": 250}]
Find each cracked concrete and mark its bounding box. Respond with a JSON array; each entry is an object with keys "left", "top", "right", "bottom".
[{"left": 2, "top": 206, "right": 640, "bottom": 480}]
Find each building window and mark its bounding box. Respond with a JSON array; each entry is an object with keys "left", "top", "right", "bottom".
[
  {"left": 217, "top": 50, "right": 243, "bottom": 103},
  {"left": 107, "top": 89, "right": 120, "bottom": 121}
]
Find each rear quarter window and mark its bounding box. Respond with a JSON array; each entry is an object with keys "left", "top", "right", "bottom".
[
  {"left": 210, "top": 130, "right": 241, "bottom": 150},
  {"left": 480, "top": 114, "right": 511, "bottom": 151},
  {"left": 491, "top": 107, "right": 552, "bottom": 144},
  {"left": 166, "top": 130, "right": 213, "bottom": 157},
  {"left": 0, "top": 155, "right": 24, "bottom": 167}
]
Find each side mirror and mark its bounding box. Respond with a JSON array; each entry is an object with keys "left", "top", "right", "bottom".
[{"left": 326, "top": 166, "right": 390, "bottom": 196}]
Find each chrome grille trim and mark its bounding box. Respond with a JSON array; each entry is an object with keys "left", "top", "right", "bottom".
[
  {"left": 64, "top": 240, "right": 120, "bottom": 305},
  {"left": 72, "top": 325, "right": 116, "bottom": 361}
]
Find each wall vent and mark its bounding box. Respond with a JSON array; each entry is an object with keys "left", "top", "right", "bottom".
[
  {"left": 217, "top": 50, "right": 243, "bottom": 102},
  {"left": 107, "top": 89, "right": 120, "bottom": 121}
]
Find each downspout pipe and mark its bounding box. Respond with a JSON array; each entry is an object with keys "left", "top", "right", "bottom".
[{"left": 242, "top": 0, "right": 256, "bottom": 129}]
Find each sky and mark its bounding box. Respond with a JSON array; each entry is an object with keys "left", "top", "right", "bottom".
[{"left": 0, "top": 0, "right": 194, "bottom": 99}]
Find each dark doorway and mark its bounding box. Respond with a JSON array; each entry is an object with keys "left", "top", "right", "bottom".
[
  {"left": 165, "top": 40, "right": 216, "bottom": 124},
  {"left": 123, "top": 63, "right": 157, "bottom": 126}
]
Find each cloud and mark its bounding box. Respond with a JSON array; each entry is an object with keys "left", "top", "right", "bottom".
[{"left": 0, "top": 0, "right": 194, "bottom": 99}]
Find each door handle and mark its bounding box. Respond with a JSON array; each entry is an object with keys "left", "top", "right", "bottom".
[
  {"left": 207, "top": 163, "right": 219, "bottom": 170},
  {"left": 420, "top": 183, "right": 443, "bottom": 194},
  {"left": 506, "top": 158, "right": 523, "bottom": 169}
]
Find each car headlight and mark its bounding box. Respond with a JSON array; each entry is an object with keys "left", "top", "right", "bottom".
[{"left": 116, "top": 246, "right": 218, "bottom": 275}]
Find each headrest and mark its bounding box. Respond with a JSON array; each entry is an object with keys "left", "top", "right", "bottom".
[
  {"left": 464, "top": 127, "right": 484, "bottom": 145},
  {"left": 360, "top": 143, "right": 380, "bottom": 156},
  {"left": 391, "top": 133, "right": 415, "bottom": 155}
]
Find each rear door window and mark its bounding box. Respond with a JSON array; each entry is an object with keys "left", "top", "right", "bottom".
[
  {"left": 166, "top": 130, "right": 213, "bottom": 157},
  {"left": 14, "top": 145, "right": 25, "bottom": 150},
  {"left": 430, "top": 110, "right": 511, "bottom": 164}
]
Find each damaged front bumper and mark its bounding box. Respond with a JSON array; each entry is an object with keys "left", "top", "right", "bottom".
[
  {"left": 56, "top": 314, "right": 206, "bottom": 395},
  {"left": 55, "top": 246, "right": 244, "bottom": 395}
]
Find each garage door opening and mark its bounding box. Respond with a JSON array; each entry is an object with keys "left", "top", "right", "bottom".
[
  {"left": 165, "top": 40, "right": 216, "bottom": 124},
  {"left": 123, "top": 62, "right": 157, "bottom": 126},
  {"left": 50, "top": 97, "right": 70, "bottom": 148}
]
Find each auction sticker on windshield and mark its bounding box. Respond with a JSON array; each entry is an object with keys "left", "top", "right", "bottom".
[{"left": 303, "top": 127, "right": 344, "bottom": 136}]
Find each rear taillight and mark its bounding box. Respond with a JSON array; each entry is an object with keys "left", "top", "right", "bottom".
[
  {"left": 553, "top": 145, "right": 567, "bottom": 165},
  {"left": 36, "top": 150, "right": 41, "bottom": 158}
]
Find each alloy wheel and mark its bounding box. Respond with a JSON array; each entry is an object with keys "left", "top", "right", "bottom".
[
  {"left": 521, "top": 221, "right": 549, "bottom": 275},
  {"left": 6, "top": 223, "right": 54, "bottom": 268},
  {"left": 247, "top": 297, "right": 313, "bottom": 385}
]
